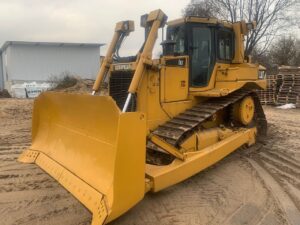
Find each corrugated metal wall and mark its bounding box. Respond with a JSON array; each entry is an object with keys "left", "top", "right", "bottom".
[
  {"left": 5, "top": 44, "right": 100, "bottom": 83},
  {"left": 0, "top": 53, "right": 3, "bottom": 90}
]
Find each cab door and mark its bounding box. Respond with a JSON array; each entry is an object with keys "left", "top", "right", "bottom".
[{"left": 189, "top": 25, "right": 215, "bottom": 87}]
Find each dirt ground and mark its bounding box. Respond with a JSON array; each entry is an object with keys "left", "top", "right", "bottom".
[{"left": 1, "top": 99, "right": 300, "bottom": 225}]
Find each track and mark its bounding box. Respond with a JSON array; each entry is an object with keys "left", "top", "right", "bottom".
[
  {"left": 1, "top": 100, "right": 299, "bottom": 225},
  {"left": 148, "top": 89, "right": 267, "bottom": 150},
  {"left": 147, "top": 89, "right": 267, "bottom": 164}
]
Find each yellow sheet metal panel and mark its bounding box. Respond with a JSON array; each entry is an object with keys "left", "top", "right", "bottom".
[
  {"left": 216, "top": 64, "right": 259, "bottom": 82},
  {"left": 162, "top": 63, "right": 189, "bottom": 102},
  {"left": 146, "top": 128, "right": 257, "bottom": 192},
  {"left": 150, "top": 134, "right": 185, "bottom": 160},
  {"left": 20, "top": 92, "right": 147, "bottom": 224},
  {"left": 18, "top": 149, "right": 39, "bottom": 163},
  {"left": 19, "top": 149, "right": 108, "bottom": 225},
  {"left": 147, "top": 9, "right": 165, "bottom": 22},
  {"left": 137, "top": 69, "right": 172, "bottom": 131},
  {"left": 167, "top": 17, "right": 232, "bottom": 28},
  {"left": 108, "top": 112, "right": 146, "bottom": 222},
  {"left": 39, "top": 152, "right": 108, "bottom": 225},
  {"left": 137, "top": 68, "right": 196, "bottom": 131},
  {"left": 115, "top": 20, "right": 134, "bottom": 32},
  {"left": 167, "top": 18, "right": 185, "bottom": 26},
  {"left": 189, "top": 88, "right": 230, "bottom": 97},
  {"left": 30, "top": 92, "right": 119, "bottom": 196},
  {"left": 232, "top": 22, "right": 245, "bottom": 64},
  {"left": 215, "top": 80, "right": 266, "bottom": 91},
  {"left": 181, "top": 128, "right": 224, "bottom": 151}
]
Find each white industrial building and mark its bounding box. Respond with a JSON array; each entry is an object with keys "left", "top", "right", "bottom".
[{"left": 0, "top": 41, "right": 104, "bottom": 92}]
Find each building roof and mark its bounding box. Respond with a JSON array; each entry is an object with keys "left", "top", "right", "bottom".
[{"left": 0, "top": 41, "right": 105, "bottom": 52}]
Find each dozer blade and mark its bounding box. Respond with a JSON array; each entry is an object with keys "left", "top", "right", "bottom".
[{"left": 18, "top": 92, "right": 146, "bottom": 224}]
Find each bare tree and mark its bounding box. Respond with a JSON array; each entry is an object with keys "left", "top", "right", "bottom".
[
  {"left": 183, "top": 0, "right": 220, "bottom": 18},
  {"left": 269, "top": 36, "right": 299, "bottom": 66},
  {"left": 183, "top": 0, "right": 296, "bottom": 56},
  {"left": 293, "top": 39, "right": 300, "bottom": 66},
  {"left": 251, "top": 48, "right": 276, "bottom": 74}
]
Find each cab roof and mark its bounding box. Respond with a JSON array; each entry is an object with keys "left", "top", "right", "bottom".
[{"left": 167, "top": 17, "right": 233, "bottom": 29}]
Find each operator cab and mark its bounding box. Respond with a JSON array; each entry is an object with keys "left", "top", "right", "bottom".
[{"left": 162, "top": 18, "right": 235, "bottom": 88}]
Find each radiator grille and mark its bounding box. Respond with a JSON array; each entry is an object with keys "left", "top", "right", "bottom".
[{"left": 109, "top": 71, "right": 136, "bottom": 111}]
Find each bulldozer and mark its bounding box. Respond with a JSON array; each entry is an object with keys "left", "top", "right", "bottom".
[{"left": 19, "top": 9, "right": 267, "bottom": 225}]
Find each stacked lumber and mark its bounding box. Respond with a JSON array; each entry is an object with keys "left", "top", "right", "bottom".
[
  {"left": 276, "top": 67, "right": 300, "bottom": 106},
  {"left": 257, "top": 75, "right": 277, "bottom": 105}
]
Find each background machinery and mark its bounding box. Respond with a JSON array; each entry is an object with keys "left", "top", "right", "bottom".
[{"left": 19, "top": 9, "right": 267, "bottom": 225}]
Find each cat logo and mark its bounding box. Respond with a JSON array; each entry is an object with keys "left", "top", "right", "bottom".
[{"left": 114, "top": 64, "right": 132, "bottom": 71}]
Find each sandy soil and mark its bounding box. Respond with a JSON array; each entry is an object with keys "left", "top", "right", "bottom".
[{"left": 0, "top": 100, "right": 299, "bottom": 225}]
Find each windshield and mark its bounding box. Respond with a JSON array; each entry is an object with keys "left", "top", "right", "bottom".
[{"left": 166, "top": 25, "right": 185, "bottom": 55}]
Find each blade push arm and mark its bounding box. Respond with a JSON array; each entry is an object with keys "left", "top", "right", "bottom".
[
  {"left": 92, "top": 21, "right": 134, "bottom": 95},
  {"left": 123, "top": 9, "right": 167, "bottom": 112}
]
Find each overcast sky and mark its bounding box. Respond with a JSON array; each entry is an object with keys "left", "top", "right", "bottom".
[
  {"left": 0, "top": 0, "right": 298, "bottom": 57},
  {"left": 0, "top": 0, "right": 190, "bottom": 56}
]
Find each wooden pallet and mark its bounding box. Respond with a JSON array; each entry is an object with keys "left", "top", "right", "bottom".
[
  {"left": 276, "top": 67, "right": 300, "bottom": 106},
  {"left": 257, "top": 75, "right": 277, "bottom": 105}
]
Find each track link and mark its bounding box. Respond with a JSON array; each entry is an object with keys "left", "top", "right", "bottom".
[{"left": 148, "top": 89, "right": 267, "bottom": 151}]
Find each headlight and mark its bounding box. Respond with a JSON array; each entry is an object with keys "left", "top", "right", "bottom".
[{"left": 258, "top": 70, "right": 266, "bottom": 79}]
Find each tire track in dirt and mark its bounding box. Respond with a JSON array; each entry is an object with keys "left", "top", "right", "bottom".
[
  {"left": 247, "top": 107, "right": 300, "bottom": 225},
  {"left": 0, "top": 144, "right": 92, "bottom": 225},
  {"left": 248, "top": 159, "right": 300, "bottom": 225},
  {"left": 0, "top": 99, "right": 92, "bottom": 225},
  {"left": 111, "top": 155, "right": 286, "bottom": 225},
  {"left": 0, "top": 100, "right": 296, "bottom": 225}
]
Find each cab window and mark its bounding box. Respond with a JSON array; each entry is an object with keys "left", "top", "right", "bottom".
[
  {"left": 166, "top": 25, "right": 186, "bottom": 55},
  {"left": 217, "top": 30, "right": 234, "bottom": 61},
  {"left": 190, "top": 26, "right": 213, "bottom": 87}
]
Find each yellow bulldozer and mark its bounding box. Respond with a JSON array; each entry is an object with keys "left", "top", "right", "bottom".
[{"left": 19, "top": 9, "right": 267, "bottom": 225}]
